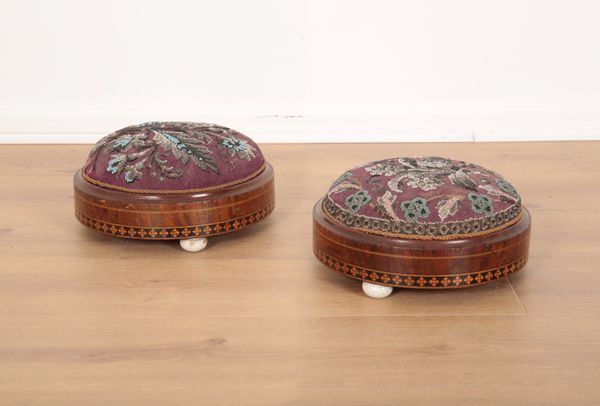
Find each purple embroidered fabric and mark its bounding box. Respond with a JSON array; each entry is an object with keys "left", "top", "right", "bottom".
[
  {"left": 323, "top": 157, "right": 522, "bottom": 239},
  {"left": 82, "top": 122, "right": 265, "bottom": 192}
]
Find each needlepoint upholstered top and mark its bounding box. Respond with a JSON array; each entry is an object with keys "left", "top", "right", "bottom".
[
  {"left": 313, "top": 156, "right": 530, "bottom": 298},
  {"left": 82, "top": 121, "right": 265, "bottom": 193},
  {"left": 74, "top": 122, "right": 275, "bottom": 252},
  {"left": 323, "top": 156, "right": 522, "bottom": 240}
]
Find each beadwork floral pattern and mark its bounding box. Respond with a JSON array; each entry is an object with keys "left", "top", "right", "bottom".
[
  {"left": 468, "top": 193, "right": 494, "bottom": 215},
  {"left": 345, "top": 190, "right": 371, "bottom": 213},
  {"left": 324, "top": 157, "right": 522, "bottom": 238},
  {"left": 219, "top": 136, "right": 256, "bottom": 161},
  {"left": 83, "top": 122, "right": 264, "bottom": 192},
  {"left": 400, "top": 197, "right": 430, "bottom": 222}
]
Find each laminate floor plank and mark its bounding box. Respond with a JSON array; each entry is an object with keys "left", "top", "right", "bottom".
[{"left": 0, "top": 142, "right": 598, "bottom": 405}]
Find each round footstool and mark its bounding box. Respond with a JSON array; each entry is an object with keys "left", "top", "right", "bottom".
[
  {"left": 74, "top": 122, "right": 275, "bottom": 252},
  {"left": 313, "top": 157, "right": 530, "bottom": 298}
]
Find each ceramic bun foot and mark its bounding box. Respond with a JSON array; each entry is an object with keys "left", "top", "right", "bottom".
[
  {"left": 179, "top": 238, "right": 208, "bottom": 252},
  {"left": 362, "top": 282, "right": 394, "bottom": 299}
]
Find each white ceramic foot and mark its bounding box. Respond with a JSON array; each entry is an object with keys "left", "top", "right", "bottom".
[
  {"left": 362, "top": 281, "right": 394, "bottom": 299},
  {"left": 179, "top": 238, "right": 208, "bottom": 252}
]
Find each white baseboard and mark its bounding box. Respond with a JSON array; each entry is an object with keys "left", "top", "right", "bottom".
[{"left": 1, "top": 106, "right": 599, "bottom": 143}]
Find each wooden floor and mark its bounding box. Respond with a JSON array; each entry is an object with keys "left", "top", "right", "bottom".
[{"left": 1, "top": 142, "right": 600, "bottom": 405}]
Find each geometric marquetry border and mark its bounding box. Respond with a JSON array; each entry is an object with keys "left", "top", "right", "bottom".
[
  {"left": 75, "top": 203, "right": 274, "bottom": 240},
  {"left": 314, "top": 247, "right": 528, "bottom": 289}
]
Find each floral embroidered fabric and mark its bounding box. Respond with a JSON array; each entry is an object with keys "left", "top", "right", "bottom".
[
  {"left": 324, "top": 157, "right": 522, "bottom": 239},
  {"left": 82, "top": 122, "right": 265, "bottom": 192}
]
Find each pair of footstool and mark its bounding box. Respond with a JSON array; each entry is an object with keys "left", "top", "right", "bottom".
[{"left": 75, "top": 122, "right": 530, "bottom": 298}]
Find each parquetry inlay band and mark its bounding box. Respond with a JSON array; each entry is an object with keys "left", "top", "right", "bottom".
[
  {"left": 314, "top": 247, "right": 528, "bottom": 289},
  {"left": 76, "top": 203, "right": 274, "bottom": 240}
]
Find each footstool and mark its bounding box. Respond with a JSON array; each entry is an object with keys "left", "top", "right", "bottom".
[
  {"left": 74, "top": 121, "right": 275, "bottom": 252},
  {"left": 313, "top": 157, "right": 530, "bottom": 298}
]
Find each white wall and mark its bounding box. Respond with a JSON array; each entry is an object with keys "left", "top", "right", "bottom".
[{"left": 1, "top": 0, "right": 600, "bottom": 143}]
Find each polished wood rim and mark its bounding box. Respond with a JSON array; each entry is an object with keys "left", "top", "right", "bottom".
[
  {"left": 313, "top": 198, "right": 531, "bottom": 289},
  {"left": 74, "top": 163, "right": 275, "bottom": 240}
]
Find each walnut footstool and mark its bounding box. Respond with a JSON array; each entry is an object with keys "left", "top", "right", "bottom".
[
  {"left": 313, "top": 157, "right": 530, "bottom": 298},
  {"left": 74, "top": 122, "right": 274, "bottom": 252}
]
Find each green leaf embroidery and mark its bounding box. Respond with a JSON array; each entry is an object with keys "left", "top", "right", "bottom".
[{"left": 345, "top": 190, "right": 371, "bottom": 214}]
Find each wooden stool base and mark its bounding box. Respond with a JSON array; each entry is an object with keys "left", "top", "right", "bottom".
[
  {"left": 313, "top": 198, "right": 530, "bottom": 289},
  {"left": 74, "top": 163, "right": 275, "bottom": 241}
]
